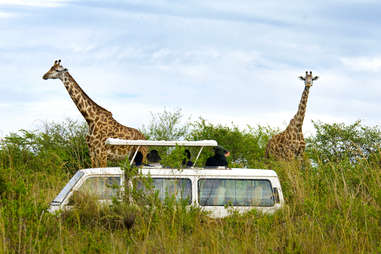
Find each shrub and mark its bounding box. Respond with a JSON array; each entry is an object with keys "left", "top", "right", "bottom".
[
  {"left": 0, "top": 114, "right": 380, "bottom": 253},
  {"left": 0, "top": 119, "right": 90, "bottom": 173},
  {"left": 189, "top": 118, "right": 276, "bottom": 168},
  {"left": 306, "top": 120, "right": 381, "bottom": 164}
]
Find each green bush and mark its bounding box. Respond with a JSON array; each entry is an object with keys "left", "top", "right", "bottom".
[
  {"left": 189, "top": 118, "right": 277, "bottom": 168},
  {"left": 0, "top": 119, "right": 90, "bottom": 173},
  {"left": 141, "top": 108, "right": 190, "bottom": 141},
  {"left": 306, "top": 120, "right": 381, "bottom": 164},
  {"left": 0, "top": 113, "right": 380, "bottom": 253}
]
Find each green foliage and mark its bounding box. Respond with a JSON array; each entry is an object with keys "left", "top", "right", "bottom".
[
  {"left": 0, "top": 119, "right": 90, "bottom": 173},
  {"left": 140, "top": 108, "right": 192, "bottom": 164},
  {"left": 140, "top": 109, "right": 278, "bottom": 168},
  {"left": 141, "top": 108, "right": 190, "bottom": 140},
  {"left": 189, "top": 118, "right": 277, "bottom": 168},
  {"left": 0, "top": 115, "right": 380, "bottom": 253},
  {"left": 61, "top": 192, "right": 137, "bottom": 231},
  {"left": 159, "top": 145, "right": 187, "bottom": 169},
  {"left": 306, "top": 120, "right": 381, "bottom": 164},
  {"left": 0, "top": 171, "right": 7, "bottom": 197}
]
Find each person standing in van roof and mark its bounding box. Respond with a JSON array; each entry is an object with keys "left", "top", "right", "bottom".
[
  {"left": 147, "top": 150, "right": 161, "bottom": 167},
  {"left": 133, "top": 151, "right": 144, "bottom": 167},
  {"left": 205, "top": 146, "right": 230, "bottom": 167}
]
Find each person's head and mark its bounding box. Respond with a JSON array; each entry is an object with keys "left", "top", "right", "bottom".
[
  {"left": 147, "top": 150, "right": 161, "bottom": 163},
  {"left": 214, "top": 146, "right": 229, "bottom": 157},
  {"left": 134, "top": 151, "right": 143, "bottom": 166}
]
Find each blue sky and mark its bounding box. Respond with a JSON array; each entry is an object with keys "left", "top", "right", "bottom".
[{"left": 1, "top": 0, "right": 381, "bottom": 137}]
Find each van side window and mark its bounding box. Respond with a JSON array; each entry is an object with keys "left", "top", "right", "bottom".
[
  {"left": 136, "top": 178, "right": 192, "bottom": 205},
  {"left": 198, "top": 179, "right": 275, "bottom": 207},
  {"left": 76, "top": 176, "right": 121, "bottom": 200}
]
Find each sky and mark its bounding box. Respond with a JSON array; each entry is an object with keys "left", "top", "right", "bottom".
[{"left": 1, "top": 0, "right": 381, "bottom": 137}]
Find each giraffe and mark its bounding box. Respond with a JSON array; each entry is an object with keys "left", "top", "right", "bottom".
[
  {"left": 265, "top": 71, "right": 318, "bottom": 161},
  {"left": 42, "top": 60, "right": 147, "bottom": 167}
]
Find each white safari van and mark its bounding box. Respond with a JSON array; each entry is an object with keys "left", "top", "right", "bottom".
[{"left": 49, "top": 139, "right": 284, "bottom": 218}]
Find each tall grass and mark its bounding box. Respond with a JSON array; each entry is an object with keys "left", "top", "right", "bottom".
[{"left": 0, "top": 119, "right": 380, "bottom": 253}]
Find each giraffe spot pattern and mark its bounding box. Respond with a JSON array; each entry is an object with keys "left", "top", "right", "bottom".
[
  {"left": 43, "top": 62, "right": 147, "bottom": 167},
  {"left": 266, "top": 74, "right": 315, "bottom": 161}
]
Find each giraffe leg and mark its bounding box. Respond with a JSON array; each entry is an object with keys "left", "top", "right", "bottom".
[
  {"left": 90, "top": 153, "right": 97, "bottom": 168},
  {"left": 86, "top": 135, "right": 97, "bottom": 167},
  {"left": 88, "top": 145, "right": 97, "bottom": 168},
  {"left": 297, "top": 142, "right": 306, "bottom": 158},
  {"left": 266, "top": 138, "right": 279, "bottom": 159},
  {"left": 286, "top": 149, "right": 295, "bottom": 161},
  {"left": 92, "top": 145, "right": 108, "bottom": 168},
  {"left": 93, "top": 148, "right": 101, "bottom": 168},
  {"left": 99, "top": 151, "right": 107, "bottom": 167},
  {"left": 265, "top": 140, "right": 272, "bottom": 159}
]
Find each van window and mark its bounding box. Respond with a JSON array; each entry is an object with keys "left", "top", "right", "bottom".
[
  {"left": 136, "top": 178, "right": 192, "bottom": 204},
  {"left": 53, "top": 170, "right": 84, "bottom": 203},
  {"left": 198, "top": 179, "right": 275, "bottom": 207},
  {"left": 77, "top": 176, "right": 121, "bottom": 200}
]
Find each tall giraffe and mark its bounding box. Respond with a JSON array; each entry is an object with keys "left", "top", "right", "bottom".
[
  {"left": 42, "top": 60, "right": 146, "bottom": 167},
  {"left": 265, "top": 71, "right": 318, "bottom": 160}
]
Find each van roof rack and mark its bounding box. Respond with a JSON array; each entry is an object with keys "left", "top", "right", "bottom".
[
  {"left": 105, "top": 139, "right": 217, "bottom": 147},
  {"left": 105, "top": 138, "right": 218, "bottom": 166}
]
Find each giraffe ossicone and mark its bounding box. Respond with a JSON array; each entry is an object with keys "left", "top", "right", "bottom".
[
  {"left": 265, "top": 71, "right": 318, "bottom": 161},
  {"left": 43, "top": 59, "right": 147, "bottom": 167}
]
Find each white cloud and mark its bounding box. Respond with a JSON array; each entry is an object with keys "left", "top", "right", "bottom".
[
  {"left": 341, "top": 57, "right": 381, "bottom": 72},
  {"left": 0, "top": 0, "right": 66, "bottom": 7},
  {"left": 0, "top": 11, "right": 14, "bottom": 18},
  {"left": 1, "top": 0, "right": 381, "bottom": 138}
]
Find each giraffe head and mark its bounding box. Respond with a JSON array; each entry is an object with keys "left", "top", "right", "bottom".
[
  {"left": 42, "top": 60, "right": 68, "bottom": 80},
  {"left": 299, "top": 71, "right": 318, "bottom": 87}
]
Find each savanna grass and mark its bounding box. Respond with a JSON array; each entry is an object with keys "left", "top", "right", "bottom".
[{"left": 0, "top": 119, "right": 380, "bottom": 253}]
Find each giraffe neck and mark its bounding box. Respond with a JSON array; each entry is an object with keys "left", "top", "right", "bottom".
[
  {"left": 59, "top": 72, "right": 112, "bottom": 124},
  {"left": 289, "top": 85, "right": 310, "bottom": 132}
]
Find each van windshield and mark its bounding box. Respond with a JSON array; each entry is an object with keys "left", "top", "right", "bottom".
[
  {"left": 52, "top": 171, "right": 84, "bottom": 204},
  {"left": 77, "top": 176, "right": 121, "bottom": 200},
  {"left": 136, "top": 178, "right": 192, "bottom": 204},
  {"left": 198, "top": 179, "right": 275, "bottom": 207}
]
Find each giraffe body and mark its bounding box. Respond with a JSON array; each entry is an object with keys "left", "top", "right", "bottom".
[
  {"left": 265, "top": 71, "right": 318, "bottom": 161},
  {"left": 43, "top": 60, "right": 146, "bottom": 167}
]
